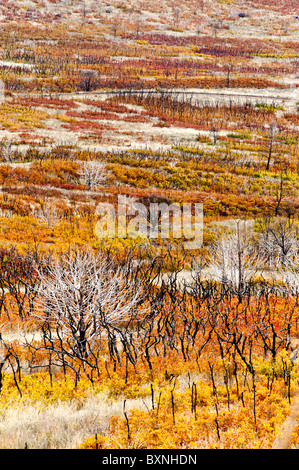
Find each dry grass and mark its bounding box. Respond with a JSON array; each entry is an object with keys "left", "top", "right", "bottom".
[
  {"left": 0, "top": 394, "right": 151, "bottom": 449},
  {"left": 272, "top": 389, "right": 299, "bottom": 449}
]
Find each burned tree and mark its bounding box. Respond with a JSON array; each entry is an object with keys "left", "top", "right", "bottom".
[
  {"left": 36, "top": 248, "right": 141, "bottom": 362},
  {"left": 265, "top": 121, "right": 278, "bottom": 171},
  {"left": 80, "top": 161, "right": 107, "bottom": 190},
  {"left": 207, "top": 221, "right": 262, "bottom": 297}
]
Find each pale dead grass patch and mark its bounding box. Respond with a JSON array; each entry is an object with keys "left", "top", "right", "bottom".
[{"left": 0, "top": 393, "right": 151, "bottom": 449}]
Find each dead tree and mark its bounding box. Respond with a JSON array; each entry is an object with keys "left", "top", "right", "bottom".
[
  {"left": 256, "top": 216, "right": 298, "bottom": 270},
  {"left": 0, "top": 247, "right": 50, "bottom": 320},
  {"left": 207, "top": 221, "right": 262, "bottom": 299},
  {"left": 36, "top": 248, "right": 142, "bottom": 361},
  {"left": 265, "top": 121, "right": 278, "bottom": 171},
  {"left": 80, "top": 161, "right": 106, "bottom": 190}
]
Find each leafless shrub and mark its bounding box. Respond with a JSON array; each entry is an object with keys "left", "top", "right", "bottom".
[
  {"left": 256, "top": 217, "right": 298, "bottom": 269},
  {"left": 0, "top": 140, "right": 17, "bottom": 163},
  {"left": 79, "top": 161, "right": 106, "bottom": 190},
  {"left": 36, "top": 248, "right": 142, "bottom": 360},
  {"left": 206, "top": 220, "right": 262, "bottom": 296},
  {"left": 34, "top": 200, "right": 62, "bottom": 229}
]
